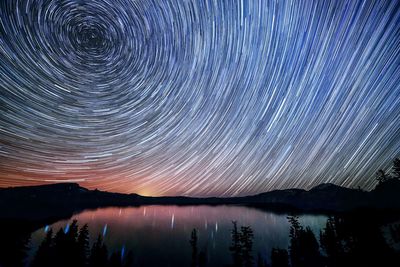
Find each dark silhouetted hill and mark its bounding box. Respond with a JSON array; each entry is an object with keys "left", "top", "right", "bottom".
[
  {"left": 239, "top": 183, "right": 370, "bottom": 212},
  {"left": 1, "top": 180, "right": 400, "bottom": 221},
  {"left": 0, "top": 183, "right": 142, "bottom": 220}
]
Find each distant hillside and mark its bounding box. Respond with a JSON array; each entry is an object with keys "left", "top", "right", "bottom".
[{"left": 1, "top": 179, "right": 400, "bottom": 221}]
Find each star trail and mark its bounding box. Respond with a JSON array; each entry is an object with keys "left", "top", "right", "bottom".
[{"left": 1, "top": 0, "right": 400, "bottom": 196}]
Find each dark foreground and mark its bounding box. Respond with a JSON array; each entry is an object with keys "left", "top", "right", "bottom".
[
  {"left": 1, "top": 209, "right": 400, "bottom": 267},
  {"left": 1, "top": 176, "right": 400, "bottom": 266}
]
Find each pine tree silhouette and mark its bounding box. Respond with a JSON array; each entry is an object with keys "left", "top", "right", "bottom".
[
  {"left": 392, "top": 158, "right": 400, "bottom": 179},
  {"left": 189, "top": 228, "right": 198, "bottom": 267},
  {"left": 270, "top": 248, "right": 289, "bottom": 267},
  {"left": 109, "top": 251, "right": 123, "bottom": 267},
  {"left": 53, "top": 228, "right": 69, "bottom": 267},
  {"left": 256, "top": 253, "right": 269, "bottom": 267},
  {"left": 229, "top": 221, "right": 243, "bottom": 267},
  {"left": 376, "top": 169, "right": 390, "bottom": 184},
  {"left": 240, "top": 226, "right": 254, "bottom": 267},
  {"left": 0, "top": 221, "right": 31, "bottom": 267},
  {"left": 30, "top": 220, "right": 135, "bottom": 267},
  {"left": 390, "top": 223, "right": 400, "bottom": 243},
  {"left": 287, "top": 215, "right": 302, "bottom": 267},
  {"left": 287, "top": 215, "right": 322, "bottom": 267},
  {"left": 320, "top": 216, "right": 344, "bottom": 267},
  {"left": 77, "top": 223, "right": 90, "bottom": 267},
  {"left": 89, "top": 234, "right": 109, "bottom": 267},
  {"left": 31, "top": 228, "right": 54, "bottom": 267},
  {"left": 65, "top": 220, "right": 80, "bottom": 266},
  {"left": 198, "top": 249, "right": 207, "bottom": 267},
  {"left": 229, "top": 222, "right": 254, "bottom": 267}
]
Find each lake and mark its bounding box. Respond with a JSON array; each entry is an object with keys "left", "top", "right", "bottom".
[{"left": 30, "top": 205, "right": 327, "bottom": 267}]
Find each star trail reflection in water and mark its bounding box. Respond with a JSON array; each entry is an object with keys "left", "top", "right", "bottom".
[{"left": 30, "top": 206, "right": 327, "bottom": 267}]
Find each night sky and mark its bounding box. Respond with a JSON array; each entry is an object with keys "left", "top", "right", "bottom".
[{"left": 1, "top": 0, "right": 400, "bottom": 197}]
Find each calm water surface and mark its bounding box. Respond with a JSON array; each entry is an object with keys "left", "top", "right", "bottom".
[{"left": 30, "top": 205, "right": 327, "bottom": 267}]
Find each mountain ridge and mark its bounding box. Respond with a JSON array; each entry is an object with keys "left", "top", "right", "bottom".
[{"left": 1, "top": 180, "right": 399, "bottom": 221}]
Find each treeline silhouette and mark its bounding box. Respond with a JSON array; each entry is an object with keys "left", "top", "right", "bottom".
[
  {"left": 203, "top": 214, "right": 400, "bottom": 267},
  {"left": 229, "top": 222, "right": 255, "bottom": 267},
  {"left": 5, "top": 211, "right": 400, "bottom": 267},
  {"left": 183, "top": 156, "right": 400, "bottom": 267},
  {"left": 0, "top": 220, "right": 32, "bottom": 267},
  {"left": 189, "top": 229, "right": 208, "bottom": 267},
  {"left": 189, "top": 222, "right": 256, "bottom": 267},
  {"left": 376, "top": 157, "right": 400, "bottom": 184},
  {"left": 31, "top": 220, "right": 133, "bottom": 267}
]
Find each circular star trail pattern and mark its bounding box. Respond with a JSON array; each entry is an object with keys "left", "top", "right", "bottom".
[{"left": 1, "top": 0, "right": 400, "bottom": 196}]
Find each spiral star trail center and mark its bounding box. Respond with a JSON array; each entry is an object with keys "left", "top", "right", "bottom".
[{"left": 1, "top": 0, "right": 400, "bottom": 196}]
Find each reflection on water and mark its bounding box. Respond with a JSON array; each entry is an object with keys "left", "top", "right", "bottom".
[{"left": 30, "top": 205, "right": 327, "bottom": 267}]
